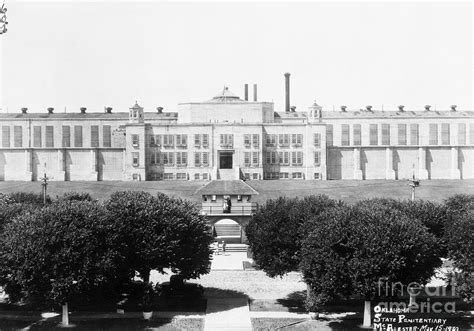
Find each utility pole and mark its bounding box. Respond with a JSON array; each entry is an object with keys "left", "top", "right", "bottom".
[
  {"left": 408, "top": 164, "right": 420, "bottom": 201},
  {"left": 40, "top": 166, "right": 49, "bottom": 205}
]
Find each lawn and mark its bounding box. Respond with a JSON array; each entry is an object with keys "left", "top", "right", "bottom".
[{"left": 0, "top": 179, "right": 472, "bottom": 204}]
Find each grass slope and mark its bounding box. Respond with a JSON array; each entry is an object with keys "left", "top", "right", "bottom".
[{"left": 0, "top": 179, "right": 472, "bottom": 204}]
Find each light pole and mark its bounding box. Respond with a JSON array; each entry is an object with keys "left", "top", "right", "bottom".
[
  {"left": 408, "top": 165, "right": 420, "bottom": 201},
  {"left": 40, "top": 169, "right": 49, "bottom": 205}
]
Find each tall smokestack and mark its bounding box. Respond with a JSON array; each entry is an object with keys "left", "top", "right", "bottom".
[
  {"left": 244, "top": 84, "right": 248, "bottom": 101},
  {"left": 253, "top": 84, "right": 257, "bottom": 101},
  {"left": 284, "top": 72, "right": 290, "bottom": 112}
]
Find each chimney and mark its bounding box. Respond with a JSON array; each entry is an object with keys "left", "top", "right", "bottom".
[
  {"left": 290, "top": 106, "right": 296, "bottom": 112},
  {"left": 47, "top": 107, "right": 54, "bottom": 114},
  {"left": 284, "top": 72, "right": 290, "bottom": 112},
  {"left": 366, "top": 105, "right": 372, "bottom": 112},
  {"left": 340, "top": 105, "right": 347, "bottom": 112},
  {"left": 398, "top": 105, "right": 405, "bottom": 112},
  {"left": 450, "top": 105, "right": 457, "bottom": 111},
  {"left": 105, "top": 107, "right": 112, "bottom": 113},
  {"left": 21, "top": 107, "right": 28, "bottom": 114},
  {"left": 244, "top": 84, "right": 248, "bottom": 101},
  {"left": 80, "top": 107, "right": 87, "bottom": 114},
  {"left": 253, "top": 84, "right": 257, "bottom": 101},
  {"left": 424, "top": 105, "right": 431, "bottom": 111},
  {"left": 157, "top": 107, "right": 163, "bottom": 114}
]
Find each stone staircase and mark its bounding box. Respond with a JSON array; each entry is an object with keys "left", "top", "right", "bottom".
[
  {"left": 224, "top": 244, "right": 248, "bottom": 252},
  {"left": 215, "top": 223, "right": 241, "bottom": 244},
  {"left": 217, "top": 169, "right": 236, "bottom": 180}
]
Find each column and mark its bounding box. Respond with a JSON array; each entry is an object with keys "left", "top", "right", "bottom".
[
  {"left": 418, "top": 147, "right": 429, "bottom": 179},
  {"left": 385, "top": 148, "right": 396, "bottom": 179},
  {"left": 353, "top": 148, "right": 363, "bottom": 179},
  {"left": 451, "top": 147, "right": 461, "bottom": 179}
]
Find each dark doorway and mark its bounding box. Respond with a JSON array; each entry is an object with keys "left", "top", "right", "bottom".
[{"left": 219, "top": 152, "right": 233, "bottom": 169}]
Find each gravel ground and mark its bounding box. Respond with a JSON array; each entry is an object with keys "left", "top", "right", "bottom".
[{"left": 150, "top": 270, "right": 306, "bottom": 300}]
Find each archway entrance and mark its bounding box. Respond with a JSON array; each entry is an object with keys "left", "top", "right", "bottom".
[{"left": 213, "top": 219, "right": 242, "bottom": 244}]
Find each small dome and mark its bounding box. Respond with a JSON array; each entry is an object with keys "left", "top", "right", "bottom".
[{"left": 209, "top": 87, "right": 243, "bottom": 102}]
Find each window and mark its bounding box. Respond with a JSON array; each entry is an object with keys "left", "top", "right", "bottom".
[
  {"left": 291, "top": 134, "right": 303, "bottom": 147},
  {"left": 470, "top": 124, "right": 474, "bottom": 145},
  {"left": 211, "top": 194, "right": 217, "bottom": 201},
  {"left": 2, "top": 126, "right": 10, "bottom": 148},
  {"left": 164, "top": 173, "right": 174, "bottom": 180},
  {"left": 291, "top": 151, "right": 303, "bottom": 166},
  {"left": 252, "top": 173, "right": 259, "bottom": 180},
  {"left": 194, "top": 152, "right": 201, "bottom": 166},
  {"left": 163, "top": 152, "right": 174, "bottom": 165},
  {"left": 45, "top": 126, "right": 54, "bottom": 147},
  {"left": 265, "top": 172, "right": 279, "bottom": 180},
  {"left": 292, "top": 172, "right": 302, "bottom": 179},
  {"left": 244, "top": 152, "right": 251, "bottom": 166},
  {"left": 410, "top": 124, "right": 419, "bottom": 145},
  {"left": 131, "top": 134, "right": 139, "bottom": 147},
  {"left": 132, "top": 174, "right": 140, "bottom": 181},
  {"left": 441, "top": 123, "right": 450, "bottom": 145},
  {"left": 314, "top": 151, "right": 321, "bottom": 166},
  {"left": 74, "top": 126, "right": 82, "bottom": 147},
  {"left": 149, "top": 173, "right": 163, "bottom": 181},
  {"left": 132, "top": 152, "right": 139, "bottom": 166},
  {"left": 369, "top": 124, "right": 378, "bottom": 145},
  {"left": 202, "top": 152, "right": 209, "bottom": 166},
  {"left": 265, "top": 151, "right": 277, "bottom": 164},
  {"left": 237, "top": 195, "right": 243, "bottom": 202},
  {"left": 150, "top": 151, "right": 160, "bottom": 165},
  {"left": 398, "top": 124, "right": 407, "bottom": 145},
  {"left": 220, "top": 134, "right": 233, "bottom": 148},
  {"left": 244, "top": 173, "right": 250, "bottom": 180},
  {"left": 252, "top": 134, "right": 259, "bottom": 148},
  {"left": 313, "top": 133, "right": 321, "bottom": 147},
  {"left": 194, "top": 134, "right": 201, "bottom": 147},
  {"left": 265, "top": 134, "right": 277, "bottom": 147},
  {"left": 353, "top": 124, "right": 361, "bottom": 146},
  {"left": 314, "top": 173, "right": 321, "bottom": 180},
  {"left": 252, "top": 152, "right": 259, "bottom": 166},
  {"left": 326, "top": 125, "right": 333, "bottom": 147},
  {"left": 33, "top": 126, "right": 42, "bottom": 147},
  {"left": 202, "top": 134, "right": 209, "bottom": 148},
  {"left": 279, "top": 172, "right": 289, "bottom": 179},
  {"left": 176, "top": 134, "right": 187, "bottom": 147},
  {"left": 341, "top": 125, "right": 350, "bottom": 146},
  {"left": 62, "top": 126, "right": 70, "bottom": 147},
  {"left": 176, "top": 152, "right": 187, "bottom": 166},
  {"left": 279, "top": 134, "right": 289, "bottom": 147},
  {"left": 91, "top": 125, "right": 99, "bottom": 148},
  {"left": 194, "top": 173, "right": 200, "bottom": 180},
  {"left": 163, "top": 134, "right": 174, "bottom": 148},
  {"left": 176, "top": 173, "right": 187, "bottom": 180},
  {"left": 202, "top": 173, "right": 209, "bottom": 180},
  {"left": 103, "top": 125, "right": 111, "bottom": 147},
  {"left": 244, "top": 134, "right": 251, "bottom": 147},
  {"left": 458, "top": 124, "right": 466, "bottom": 145},
  {"left": 381, "top": 124, "right": 390, "bottom": 145},
  {"left": 429, "top": 124, "right": 438, "bottom": 145},
  {"left": 14, "top": 126, "right": 22, "bottom": 148},
  {"left": 278, "top": 151, "right": 290, "bottom": 165}
]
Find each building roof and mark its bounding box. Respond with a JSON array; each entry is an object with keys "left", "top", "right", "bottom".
[
  {"left": 196, "top": 180, "right": 259, "bottom": 196},
  {"left": 320, "top": 110, "right": 474, "bottom": 118},
  {"left": 0, "top": 112, "right": 178, "bottom": 120}
]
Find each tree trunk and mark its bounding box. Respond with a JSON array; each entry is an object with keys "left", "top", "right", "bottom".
[
  {"left": 141, "top": 268, "right": 151, "bottom": 284},
  {"left": 362, "top": 300, "right": 371, "bottom": 328},
  {"left": 62, "top": 302, "right": 69, "bottom": 326}
]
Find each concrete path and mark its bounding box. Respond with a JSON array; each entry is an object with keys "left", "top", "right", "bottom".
[
  {"left": 204, "top": 298, "right": 252, "bottom": 331},
  {"left": 210, "top": 252, "right": 250, "bottom": 270}
]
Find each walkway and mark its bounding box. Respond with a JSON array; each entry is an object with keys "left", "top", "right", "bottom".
[
  {"left": 210, "top": 252, "right": 250, "bottom": 270},
  {"left": 204, "top": 298, "right": 251, "bottom": 331}
]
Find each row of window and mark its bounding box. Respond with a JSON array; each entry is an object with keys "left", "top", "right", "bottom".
[
  {"left": 147, "top": 172, "right": 321, "bottom": 181},
  {"left": 1, "top": 125, "right": 112, "bottom": 148},
  {"left": 327, "top": 123, "right": 474, "bottom": 147},
  {"left": 148, "top": 151, "right": 210, "bottom": 167},
  {"left": 148, "top": 172, "right": 210, "bottom": 181}
]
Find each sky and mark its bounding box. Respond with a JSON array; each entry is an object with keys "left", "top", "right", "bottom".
[{"left": 0, "top": 1, "right": 473, "bottom": 114}]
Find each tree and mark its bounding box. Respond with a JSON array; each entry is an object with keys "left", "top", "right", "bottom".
[
  {"left": 0, "top": 200, "right": 121, "bottom": 325},
  {"left": 245, "top": 195, "right": 340, "bottom": 277},
  {"left": 103, "top": 191, "right": 212, "bottom": 282},
  {"left": 300, "top": 202, "right": 442, "bottom": 326},
  {"left": 444, "top": 194, "right": 473, "bottom": 303}
]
